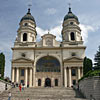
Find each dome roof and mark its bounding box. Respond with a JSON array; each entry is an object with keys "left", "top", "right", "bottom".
[
  {"left": 64, "top": 8, "right": 79, "bottom": 22},
  {"left": 20, "top": 8, "right": 35, "bottom": 23}
]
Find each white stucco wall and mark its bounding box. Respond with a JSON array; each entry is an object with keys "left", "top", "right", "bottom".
[
  {"left": 63, "top": 48, "right": 85, "bottom": 60},
  {"left": 12, "top": 49, "right": 34, "bottom": 60}
]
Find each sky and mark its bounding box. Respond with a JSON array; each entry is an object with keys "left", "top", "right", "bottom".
[{"left": 0, "top": 0, "right": 100, "bottom": 78}]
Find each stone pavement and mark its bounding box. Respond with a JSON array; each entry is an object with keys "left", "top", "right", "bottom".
[{"left": 0, "top": 87, "right": 88, "bottom": 100}]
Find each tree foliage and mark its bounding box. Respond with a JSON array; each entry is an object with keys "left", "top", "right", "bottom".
[
  {"left": 94, "top": 46, "right": 100, "bottom": 68},
  {"left": 0, "top": 52, "right": 5, "bottom": 78},
  {"left": 83, "top": 57, "right": 92, "bottom": 75},
  {"left": 79, "top": 70, "right": 100, "bottom": 82}
]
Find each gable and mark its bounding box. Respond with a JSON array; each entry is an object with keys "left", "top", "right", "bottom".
[
  {"left": 12, "top": 57, "right": 34, "bottom": 63},
  {"left": 63, "top": 56, "right": 83, "bottom": 62}
]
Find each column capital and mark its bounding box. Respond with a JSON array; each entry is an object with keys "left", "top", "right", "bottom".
[{"left": 68, "top": 67, "right": 71, "bottom": 69}]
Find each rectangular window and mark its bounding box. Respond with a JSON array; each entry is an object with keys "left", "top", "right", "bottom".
[
  {"left": 21, "top": 69, "right": 24, "bottom": 76},
  {"left": 21, "top": 80, "right": 24, "bottom": 84},
  {"left": 72, "top": 69, "right": 76, "bottom": 76},
  {"left": 73, "top": 80, "right": 76, "bottom": 85}
]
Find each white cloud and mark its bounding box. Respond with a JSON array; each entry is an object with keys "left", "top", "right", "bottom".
[
  {"left": 37, "top": 23, "right": 97, "bottom": 44},
  {"left": 79, "top": 24, "right": 95, "bottom": 44},
  {"left": 45, "top": 8, "right": 57, "bottom": 15},
  {"left": 36, "top": 25, "right": 62, "bottom": 41},
  {"left": 50, "top": 25, "right": 62, "bottom": 41}
]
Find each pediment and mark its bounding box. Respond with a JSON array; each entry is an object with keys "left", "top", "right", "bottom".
[
  {"left": 64, "top": 56, "right": 83, "bottom": 62},
  {"left": 42, "top": 33, "right": 56, "bottom": 39},
  {"left": 12, "top": 57, "right": 34, "bottom": 63}
]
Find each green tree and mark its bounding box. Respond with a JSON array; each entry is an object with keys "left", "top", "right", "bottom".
[
  {"left": 94, "top": 46, "right": 100, "bottom": 68},
  {"left": 0, "top": 52, "right": 5, "bottom": 78},
  {"left": 83, "top": 57, "right": 92, "bottom": 75}
]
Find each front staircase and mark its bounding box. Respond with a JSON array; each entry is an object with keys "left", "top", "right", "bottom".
[{"left": 0, "top": 87, "right": 88, "bottom": 100}]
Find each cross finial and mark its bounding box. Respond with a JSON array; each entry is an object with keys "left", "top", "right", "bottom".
[
  {"left": 68, "top": 3, "right": 72, "bottom": 13},
  {"left": 48, "top": 29, "right": 50, "bottom": 34},
  {"left": 28, "top": 4, "right": 32, "bottom": 8},
  {"left": 27, "top": 4, "right": 32, "bottom": 14},
  {"left": 68, "top": 3, "right": 71, "bottom": 8}
]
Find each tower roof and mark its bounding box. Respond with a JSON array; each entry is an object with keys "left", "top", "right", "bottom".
[
  {"left": 64, "top": 7, "right": 79, "bottom": 22},
  {"left": 20, "top": 8, "right": 35, "bottom": 23}
]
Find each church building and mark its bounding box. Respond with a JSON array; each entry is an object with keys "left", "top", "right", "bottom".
[{"left": 11, "top": 7, "right": 86, "bottom": 87}]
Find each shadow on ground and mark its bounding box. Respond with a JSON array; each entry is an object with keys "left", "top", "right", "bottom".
[{"left": 73, "top": 88, "right": 86, "bottom": 99}]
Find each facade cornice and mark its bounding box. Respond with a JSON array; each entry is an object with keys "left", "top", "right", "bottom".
[
  {"left": 12, "top": 57, "right": 34, "bottom": 63},
  {"left": 63, "top": 56, "right": 84, "bottom": 62},
  {"left": 11, "top": 46, "right": 86, "bottom": 50}
]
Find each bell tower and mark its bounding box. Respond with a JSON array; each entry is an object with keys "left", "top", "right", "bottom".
[
  {"left": 62, "top": 7, "right": 83, "bottom": 45},
  {"left": 15, "top": 8, "right": 37, "bottom": 47}
]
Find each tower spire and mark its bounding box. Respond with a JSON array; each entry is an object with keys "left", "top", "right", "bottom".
[
  {"left": 27, "top": 4, "right": 32, "bottom": 14},
  {"left": 68, "top": 3, "right": 72, "bottom": 13}
]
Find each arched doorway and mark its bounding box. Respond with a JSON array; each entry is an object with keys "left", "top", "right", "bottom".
[
  {"left": 23, "top": 33, "right": 27, "bottom": 41},
  {"left": 55, "top": 79, "right": 58, "bottom": 86},
  {"left": 38, "top": 79, "right": 41, "bottom": 86},
  {"left": 70, "top": 32, "right": 75, "bottom": 40},
  {"left": 45, "top": 78, "right": 51, "bottom": 87}
]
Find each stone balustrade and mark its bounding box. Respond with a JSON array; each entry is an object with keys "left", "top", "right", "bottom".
[
  {"left": 0, "top": 79, "right": 12, "bottom": 94},
  {"left": 79, "top": 76, "right": 100, "bottom": 100}
]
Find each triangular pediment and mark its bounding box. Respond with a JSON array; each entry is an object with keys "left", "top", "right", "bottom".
[
  {"left": 12, "top": 57, "right": 34, "bottom": 63},
  {"left": 64, "top": 56, "right": 83, "bottom": 62}
]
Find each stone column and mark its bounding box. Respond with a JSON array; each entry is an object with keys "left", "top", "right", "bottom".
[
  {"left": 81, "top": 67, "right": 83, "bottom": 77},
  {"left": 16, "top": 68, "right": 19, "bottom": 83},
  {"left": 52, "top": 78, "right": 54, "bottom": 87},
  {"left": 12, "top": 68, "right": 15, "bottom": 82},
  {"left": 69, "top": 67, "right": 72, "bottom": 87},
  {"left": 42, "top": 77, "right": 45, "bottom": 87},
  {"left": 64, "top": 67, "right": 67, "bottom": 87},
  {"left": 29, "top": 68, "right": 32, "bottom": 87},
  {"left": 25, "top": 68, "right": 28, "bottom": 87},
  {"left": 78, "top": 67, "right": 81, "bottom": 80},
  {"left": 33, "top": 66, "right": 36, "bottom": 87}
]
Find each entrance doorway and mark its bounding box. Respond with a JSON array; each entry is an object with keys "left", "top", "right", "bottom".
[
  {"left": 45, "top": 78, "right": 51, "bottom": 87},
  {"left": 38, "top": 79, "right": 41, "bottom": 86},
  {"left": 55, "top": 79, "right": 58, "bottom": 86}
]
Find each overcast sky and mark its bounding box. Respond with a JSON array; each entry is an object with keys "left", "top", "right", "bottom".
[{"left": 0, "top": 0, "right": 100, "bottom": 78}]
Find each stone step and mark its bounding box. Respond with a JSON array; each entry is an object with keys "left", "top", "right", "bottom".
[{"left": 0, "top": 87, "right": 88, "bottom": 100}]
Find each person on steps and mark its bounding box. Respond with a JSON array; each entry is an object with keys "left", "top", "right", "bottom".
[
  {"left": 8, "top": 92, "right": 11, "bottom": 100},
  {"left": 19, "top": 84, "right": 22, "bottom": 92}
]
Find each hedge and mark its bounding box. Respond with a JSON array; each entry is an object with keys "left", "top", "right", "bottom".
[{"left": 78, "top": 70, "right": 100, "bottom": 82}]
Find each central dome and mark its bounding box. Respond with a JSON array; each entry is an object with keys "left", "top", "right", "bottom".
[
  {"left": 64, "top": 8, "right": 79, "bottom": 22},
  {"left": 20, "top": 8, "right": 35, "bottom": 23}
]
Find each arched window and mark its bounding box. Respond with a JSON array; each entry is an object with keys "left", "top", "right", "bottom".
[
  {"left": 55, "top": 79, "right": 58, "bottom": 86},
  {"left": 36, "top": 56, "right": 60, "bottom": 72},
  {"left": 23, "top": 33, "right": 27, "bottom": 41},
  {"left": 70, "top": 32, "right": 75, "bottom": 40},
  {"left": 38, "top": 79, "right": 41, "bottom": 86}
]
